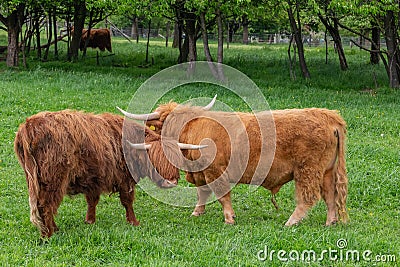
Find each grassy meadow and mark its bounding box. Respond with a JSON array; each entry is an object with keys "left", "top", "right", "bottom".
[{"left": 0, "top": 37, "right": 399, "bottom": 266}]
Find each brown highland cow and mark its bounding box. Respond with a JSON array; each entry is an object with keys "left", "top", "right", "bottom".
[
  {"left": 14, "top": 110, "right": 202, "bottom": 238},
  {"left": 119, "top": 97, "right": 349, "bottom": 227}
]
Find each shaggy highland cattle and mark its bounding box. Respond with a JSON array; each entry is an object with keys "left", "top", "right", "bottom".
[
  {"left": 119, "top": 97, "right": 349, "bottom": 226},
  {"left": 14, "top": 110, "right": 203, "bottom": 238},
  {"left": 79, "top": 28, "right": 112, "bottom": 52}
]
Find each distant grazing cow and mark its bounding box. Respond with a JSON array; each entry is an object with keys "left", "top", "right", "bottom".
[
  {"left": 14, "top": 110, "right": 203, "bottom": 238},
  {"left": 119, "top": 97, "right": 349, "bottom": 226},
  {"left": 80, "top": 28, "right": 112, "bottom": 52}
]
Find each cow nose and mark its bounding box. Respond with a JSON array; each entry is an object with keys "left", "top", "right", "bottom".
[{"left": 158, "top": 179, "right": 177, "bottom": 188}]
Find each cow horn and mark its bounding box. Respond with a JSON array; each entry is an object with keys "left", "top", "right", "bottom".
[
  {"left": 202, "top": 94, "right": 217, "bottom": 110},
  {"left": 116, "top": 106, "right": 160, "bottom": 121},
  {"left": 177, "top": 143, "right": 208, "bottom": 150},
  {"left": 126, "top": 141, "right": 151, "bottom": 150}
]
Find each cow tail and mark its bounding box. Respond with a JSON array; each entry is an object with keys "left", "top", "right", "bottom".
[
  {"left": 334, "top": 127, "right": 349, "bottom": 223},
  {"left": 15, "top": 128, "right": 44, "bottom": 232}
]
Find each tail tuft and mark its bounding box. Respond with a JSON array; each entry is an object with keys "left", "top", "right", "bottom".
[
  {"left": 335, "top": 128, "right": 349, "bottom": 223},
  {"left": 14, "top": 125, "right": 45, "bottom": 233}
]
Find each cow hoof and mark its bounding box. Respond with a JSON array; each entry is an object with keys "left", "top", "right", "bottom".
[
  {"left": 224, "top": 219, "right": 235, "bottom": 225},
  {"left": 85, "top": 219, "right": 95, "bottom": 224},
  {"left": 129, "top": 220, "right": 140, "bottom": 226},
  {"left": 191, "top": 211, "right": 205, "bottom": 216},
  {"left": 284, "top": 219, "right": 299, "bottom": 227},
  {"left": 325, "top": 219, "right": 338, "bottom": 226}
]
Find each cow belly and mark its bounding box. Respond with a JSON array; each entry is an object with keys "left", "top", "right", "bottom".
[{"left": 66, "top": 175, "right": 116, "bottom": 196}]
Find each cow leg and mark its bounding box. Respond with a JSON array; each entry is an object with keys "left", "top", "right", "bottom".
[
  {"left": 285, "top": 167, "right": 322, "bottom": 226},
  {"left": 205, "top": 171, "right": 235, "bottom": 224},
  {"left": 38, "top": 190, "right": 63, "bottom": 238},
  {"left": 192, "top": 186, "right": 212, "bottom": 216},
  {"left": 218, "top": 192, "right": 236, "bottom": 224},
  {"left": 119, "top": 189, "right": 139, "bottom": 226},
  {"left": 321, "top": 168, "right": 338, "bottom": 226},
  {"left": 38, "top": 206, "right": 57, "bottom": 238},
  {"left": 84, "top": 194, "right": 100, "bottom": 224}
]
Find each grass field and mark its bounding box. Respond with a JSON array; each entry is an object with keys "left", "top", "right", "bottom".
[{"left": 0, "top": 38, "right": 399, "bottom": 266}]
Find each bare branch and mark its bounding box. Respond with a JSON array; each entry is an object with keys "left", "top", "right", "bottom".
[{"left": 350, "top": 40, "right": 386, "bottom": 55}]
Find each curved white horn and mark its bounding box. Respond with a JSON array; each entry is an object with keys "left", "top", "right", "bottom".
[
  {"left": 116, "top": 106, "right": 160, "bottom": 121},
  {"left": 126, "top": 141, "right": 151, "bottom": 150},
  {"left": 202, "top": 94, "right": 217, "bottom": 110},
  {"left": 177, "top": 143, "right": 208, "bottom": 150}
]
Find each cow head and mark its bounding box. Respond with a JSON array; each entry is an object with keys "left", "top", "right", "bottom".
[
  {"left": 117, "top": 95, "right": 217, "bottom": 134},
  {"left": 127, "top": 139, "right": 207, "bottom": 188}
]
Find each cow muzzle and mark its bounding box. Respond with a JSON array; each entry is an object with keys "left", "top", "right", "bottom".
[{"left": 157, "top": 178, "right": 178, "bottom": 189}]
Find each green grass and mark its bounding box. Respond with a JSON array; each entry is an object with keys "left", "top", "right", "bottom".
[{"left": 0, "top": 38, "right": 399, "bottom": 266}]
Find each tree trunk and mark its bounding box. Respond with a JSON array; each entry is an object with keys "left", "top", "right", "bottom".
[
  {"left": 53, "top": 7, "right": 58, "bottom": 58},
  {"left": 34, "top": 10, "right": 42, "bottom": 60},
  {"left": 370, "top": 19, "right": 380, "bottom": 65},
  {"left": 287, "top": 0, "right": 310, "bottom": 79},
  {"left": 383, "top": 10, "right": 400, "bottom": 88},
  {"left": 172, "top": 21, "right": 180, "bottom": 48},
  {"left": 43, "top": 11, "right": 53, "bottom": 61},
  {"left": 331, "top": 18, "right": 348, "bottom": 71},
  {"left": 145, "top": 20, "right": 151, "bottom": 63},
  {"left": 5, "top": 4, "right": 25, "bottom": 67},
  {"left": 216, "top": 8, "right": 223, "bottom": 63},
  {"left": 318, "top": 13, "right": 348, "bottom": 70},
  {"left": 199, "top": 12, "right": 213, "bottom": 62},
  {"left": 66, "top": 12, "right": 72, "bottom": 58},
  {"left": 186, "top": 15, "right": 197, "bottom": 62},
  {"left": 7, "top": 23, "right": 20, "bottom": 67},
  {"left": 226, "top": 21, "right": 230, "bottom": 49},
  {"left": 165, "top": 21, "right": 170, "bottom": 47},
  {"left": 174, "top": 2, "right": 198, "bottom": 63},
  {"left": 179, "top": 36, "right": 189, "bottom": 63},
  {"left": 25, "top": 15, "right": 33, "bottom": 54},
  {"left": 70, "top": 0, "right": 86, "bottom": 61},
  {"left": 228, "top": 21, "right": 235, "bottom": 43},
  {"left": 177, "top": 19, "right": 185, "bottom": 62},
  {"left": 82, "top": 10, "right": 94, "bottom": 57},
  {"left": 242, "top": 15, "right": 249, "bottom": 45},
  {"left": 131, "top": 17, "right": 139, "bottom": 42}
]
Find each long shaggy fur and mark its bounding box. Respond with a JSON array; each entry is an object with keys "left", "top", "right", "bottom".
[
  {"left": 145, "top": 103, "right": 349, "bottom": 226},
  {"left": 80, "top": 28, "right": 112, "bottom": 52},
  {"left": 14, "top": 110, "right": 178, "bottom": 237}
]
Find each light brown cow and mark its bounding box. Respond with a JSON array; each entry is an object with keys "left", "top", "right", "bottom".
[{"left": 119, "top": 100, "right": 349, "bottom": 226}]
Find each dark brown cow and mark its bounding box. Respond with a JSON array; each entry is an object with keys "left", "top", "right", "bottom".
[
  {"left": 80, "top": 28, "right": 112, "bottom": 52},
  {"left": 14, "top": 110, "right": 202, "bottom": 238},
  {"left": 119, "top": 99, "right": 349, "bottom": 227}
]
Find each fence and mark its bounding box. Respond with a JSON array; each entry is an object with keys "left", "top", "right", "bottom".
[{"left": 110, "top": 26, "right": 385, "bottom": 48}]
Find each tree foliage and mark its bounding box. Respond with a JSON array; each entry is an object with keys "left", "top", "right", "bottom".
[{"left": 1, "top": 0, "right": 400, "bottom": 88}]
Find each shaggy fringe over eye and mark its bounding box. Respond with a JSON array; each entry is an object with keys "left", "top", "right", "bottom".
[{"left": 146, "top": 139, "right": 180, "bottom": 181}]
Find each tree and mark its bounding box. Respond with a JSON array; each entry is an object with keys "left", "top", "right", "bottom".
[
  {"left": 383, "top": 9, "right": 400, "bottom": 88},
  {"left": 0, "top": 1, "right": 26, "bottom": 67},
  {"left": 331, "top": 0, "right": 400, "bottom": 88},
  {"left": 287, "top": 0, "right": 310, "bottom": 79},
  {"left": 315, "top": 0, "right": 348, "bottom": 70}
]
